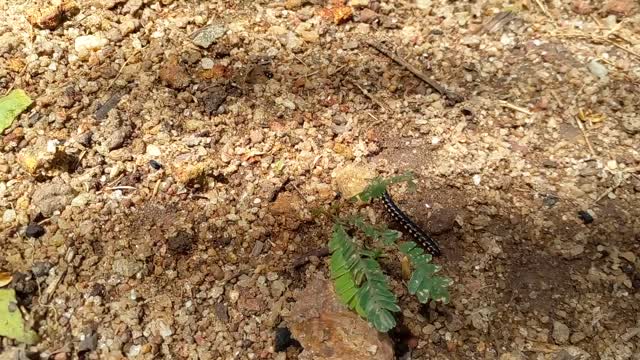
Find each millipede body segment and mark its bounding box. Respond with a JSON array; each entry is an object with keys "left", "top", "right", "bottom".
[{"left": 382, "top": 190, "right": 442, "bottom": 256}]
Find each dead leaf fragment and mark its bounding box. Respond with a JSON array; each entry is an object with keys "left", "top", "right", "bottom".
[{"left": 0, "top": 272, "right": 12, "bottom": 288}]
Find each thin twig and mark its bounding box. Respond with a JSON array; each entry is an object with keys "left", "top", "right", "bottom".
[
  {"left": 553, "top": 32, "right": 640, "bottom": 60},
  {"left": 366, "top": 40, "right": 464, "bottom": 103},
  {"left": 534, "top": 0, "right": 552, "bottom": 18},
  {"left": 550, "top": 90, "right": 564, "bottom": 107},
  {"left": 107, "top": 46, "right": 145, "bottom": 90},
  {"left": 4, "top": 63, "right": 29, "bottom": 96},
  {"left": 575, "top": 116, "right": 596, "bottom": 157},
  {"left": 291, "top": 247, "right": 330, "bottom": 268},
  {"left": 593, "top": 173, "right": 626, "bottom": 204},
  {"left": 152, "top": 179, "right": 161, "bottom": 198},
  {"left": 292, "top": 52, "right": 308, "bottom": 68},
  {"left": 105, "top": 186, "right": 137, "bottom": 191},
  {"left": 41, "top": 268, "right": 67, "bottom": 305},
  {"left": 328, "top": 64, "right": 349, "bottom": 76},
  {"left": 498, "top": 100, "right": 532, "bottom": 115},
  {"left": 350, "top": 79, "right": 390, "bottom": 112}
]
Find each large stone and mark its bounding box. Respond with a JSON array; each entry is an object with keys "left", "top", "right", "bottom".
[
  {"left": 334, "top": 163, "right": 376, "bottom": 199},
  {"left": 288, "top": 278, "right": 393, "bottom": 360}
]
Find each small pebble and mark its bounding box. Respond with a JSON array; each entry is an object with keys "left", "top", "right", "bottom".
[
  {"left": 543, "top": 195, "right": 558, "bottom": 208},
  {"left": 587, "top": 60, "right": 608, "bottom": 79},
  {"left": 25, "top": 223, "right": 46, "bottom": 238},
  {"left": 149, "top": 160, "right": 163, "bottom": 170},
  {"left": 578, "top": 210, "right": 594, "bottom": 224},
  {"left": 201, "top": 58, "right": 214, "bottom": 69}
]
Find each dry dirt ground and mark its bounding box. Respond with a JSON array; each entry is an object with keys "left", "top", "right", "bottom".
[{"left": 1, "top": 0, "right": 639, "bottom": 359}]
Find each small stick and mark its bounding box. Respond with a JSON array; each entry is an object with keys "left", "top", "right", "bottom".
[
  {"left": 575, "top": 116, "right": 596, "bottom": 157},
  {"left": 5, "top": 62, "right": 29, "bottom": 95},
  {"left": 534, "top": 0, "right": 552, "bottom": 18},
  {"left": 291, "top": 247, "right": 330, "bottom": 268},
  {"left": 292, "top": 52, "right": 308, "bottom": 68},
  {"left": 498, "top": 100, "right": 532, "bottom": 115},
  {"left": 107, "top": 46, "right": 146, "bottom": 90},
  {"left": 105, "top": 185, "right": 137, "bottom": 191},
  {"left": 42, "top": 268, "right": 67, "bottom": 304},
  {"left": 366, "top": 112, "right": 384, "bottom": 128},
  {"left": 350, "top": 79, "right": 390, "bottom": 112},
  {"left": 366, "top": 41, "right": 464, "bottom": 103},
  {"left": 152, "top": 179, "right": 162, "bottom": 198},
  {"left": 593, "top": 173, "right": 626, "bottom": 204},
  {"left": 328, "top": 64, "right": 349, "bottom": 76},
  {"left": 550, "top": 90, "right": 564, "bottom": 107}
]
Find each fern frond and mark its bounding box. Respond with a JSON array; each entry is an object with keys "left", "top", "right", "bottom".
[
  {"left": 329, "top": 223, "right": 400, "bottom": 331},
  {"left": 399, "top": 241, "right": 452, "bottom": 304},
  {"left": 352, "top": 171, "right": 416, "bottom": 202},
  {"left": 347, "top": 215, "right": 402, "bottom": 245}
]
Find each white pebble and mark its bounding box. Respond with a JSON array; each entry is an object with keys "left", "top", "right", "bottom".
[
  {"left": 3, "top": 209, "right": 16, "bottom": 223},
  {"left": 74, "top": 35, "right": 108, "bottom": 59},
  {"left": 46, "top": 139, "right": 59, "bottom": 153},
  {"left": 587, "top": 60, "right": 608, "bottom": 79},
  {"left": 201, "top": 58, "right": 214, "bottom": 70},
  {"left": 146, "top": 144, "right": 161, "bottom": 157},
  {"left": 229, "top": 289, "right": 240, "bottom": 303},
  {"left": 210, "top": 286, "right": 224, "bottom": 299},
  {"left": 472, "top": 174, "right": 482, "bottom": 186}
]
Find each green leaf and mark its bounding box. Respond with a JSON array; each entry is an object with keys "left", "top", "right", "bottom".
[
  {"left": 381, "top": 229, "right": 401, "bottom": 245},
  {"left": 347, "top": 215, "right": 401, "bottom": 246},
  {"left": 0, "top": 89, "right": 32, "bottom": 134},
  {"left": 399, "top": 241, "right": 452, "bottom": 305},
  {"left": 0, "top": 288, "right": 39, "bottom": 345},
  {"left": 351, "top": 171, "right": 416, "bottom": 202},
  {"left": 329, "top": 220, "right": 401, "bottom": 332}
]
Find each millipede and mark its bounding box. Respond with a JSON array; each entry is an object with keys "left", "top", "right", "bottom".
[{"left": 382, "top": 190, "right": 442, "bottom": 256}]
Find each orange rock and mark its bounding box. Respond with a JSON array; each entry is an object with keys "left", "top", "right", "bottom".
[
  {"left": 571, "top": 0, "right": 593, "bottom": 15},
  {"left": 270, "top": 192, "right": 303, "bottom": 217},
  {"left": 159, "top": 58, "right": 191, "bottom": 89},
  {"left": 321, "top": 5, "right": 353, "bottom": 24},
  {"left": 27, "top": 0, "right": 79, "bottom": 30},
  {"left": 198, "top": 64, "right": 230, "bottom": 80},
  {"left": 604, "top": 0, "right": 636, "bottom": 16},
  {"left": 288, "top": 278, "right": 394, "bottom": 360}
]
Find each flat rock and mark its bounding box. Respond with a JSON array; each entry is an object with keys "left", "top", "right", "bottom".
[
  {"left": 553, "top": 321, "right": 571, "bottom": 344},
  {"left": 31, "top": 178, "right": 75, "bottom": 217},
  {"left": 192, "top": 24, "right": 226, "bottom": 48},
  {"left": 288, "top": 278, "right": 393, "bottom": 360}
]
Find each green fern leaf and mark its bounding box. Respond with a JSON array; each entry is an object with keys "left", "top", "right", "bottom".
[
  {"left": 399, "top": 241, "right": 452, "bottom": 304},
  {"left": 347, "top": 215, "right": 401, "bottom": 245},
  {"left": 329, "top": 223, "right": 401, "bottom": 331},
  {"left": 352, "top": 172, "right": 416, "bottom": 202}
]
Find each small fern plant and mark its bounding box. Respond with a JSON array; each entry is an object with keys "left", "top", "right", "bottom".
[{"left": 328, "top": 173, "right": 452, "bottom": 332}]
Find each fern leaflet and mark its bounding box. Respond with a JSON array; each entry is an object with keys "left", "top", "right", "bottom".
[{"left": 399, "top": 241, "right": 452, "bottom": 304}]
